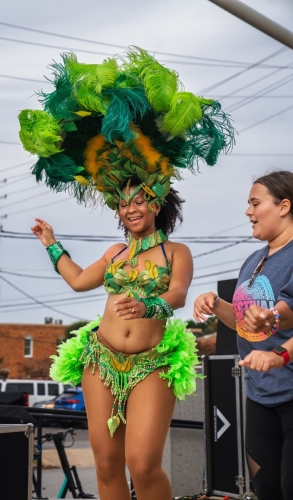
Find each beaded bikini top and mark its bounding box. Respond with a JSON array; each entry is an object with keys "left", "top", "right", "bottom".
[{"left": 104, "top": 231, "right": 171, "bottom": 298}]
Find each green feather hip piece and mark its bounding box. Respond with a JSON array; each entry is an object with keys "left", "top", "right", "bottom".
[{"left": 50, "top": 316, "right": 203, "bottom": 437}]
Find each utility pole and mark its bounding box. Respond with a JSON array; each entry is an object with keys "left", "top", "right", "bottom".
[{"left": 208, "top": 0, "right": 293, "bottom": 49}]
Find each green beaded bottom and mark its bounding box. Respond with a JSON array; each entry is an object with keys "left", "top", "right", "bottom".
[{"left": 50, "top": 316, "right": 203, "bottom": 437}]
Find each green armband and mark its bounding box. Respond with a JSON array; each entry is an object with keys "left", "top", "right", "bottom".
[
  {"left": 46, "top": 241, "right": 71, "bottom": 274},
  {"left": 139, "top": 297, "right": 173, "bottom": 319}
]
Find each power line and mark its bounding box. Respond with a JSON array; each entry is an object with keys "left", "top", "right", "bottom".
[
  {"left": 192, "top": 238, "right": 252, "bottom": 259},
  {"left": 2, "top": 184, "right": 42, "bottom": 197},
  {"left": 0, "top": 74, "right": 50, "bottom": 85},
  {"left": 0, "top": 161, "right": 32, "bottom": 174},
  {"left": 1, "top": 21, "right": 291, "bottom": 68},
  {"left": 2, "top": 197, "right": 71, "bottom": 218},
  {"left": 198, "top": 47, "right": 288, "bottom": 94},
  {"left": 0, "top": 274, "right": 83, "bottom": 319},
  {"left": 192, "top": 267, "right": 240, "bottom": 280},
  {"left": 0, "top": 190, "right": 50, "bottom": 209},
  {"left": 226, "top": 73, "right": 293, "bottom": 114},
  {"left": 0, "top": 141, "right": 21, "bottom": 145},
  {"left": 240, "top": 103, "right": 293, "bottom": 133},
  {"left": 0, "top": 269, "right": 61, "bottom": 279},
  {"left": 0, "top": 290, "right": 106, "bottom": 308}
]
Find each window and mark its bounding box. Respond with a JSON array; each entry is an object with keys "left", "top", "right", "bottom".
[
  {"left": 48, "top": 383, "right": 59, "bottom": 396},
  {"left": 37, "top": 383, "right": 45, "bottom": 396},
  {"left": 6, "top": 382, "right": 34, "bottom": 394},
  {"left": 24, "top": 337, "right": 33, "bottom": 358}
]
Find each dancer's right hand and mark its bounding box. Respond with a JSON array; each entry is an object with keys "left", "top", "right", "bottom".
[
  {"left": 31, "top": 218, "right": 57, "bottom": 247},
  {"left": 193, "top": 292, "right": 215, "bottom": 322}
]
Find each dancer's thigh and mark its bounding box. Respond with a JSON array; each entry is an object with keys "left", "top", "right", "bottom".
[
  {"left": 125, "top": 368, "right": 176, "bottom": 469},
  {"left": 82, "top": 365, "right": 126, "bottom": 465}
]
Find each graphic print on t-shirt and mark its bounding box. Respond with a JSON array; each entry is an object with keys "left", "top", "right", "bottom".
[{"left": 233, "top": 275, "right": 275, "bottom": 342}]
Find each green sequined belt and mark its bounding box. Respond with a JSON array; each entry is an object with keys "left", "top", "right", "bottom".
[
  {"left": 80, "top": 327, "right": 169, "bottom": 437},
  {"left": 50, "top": 316, "right": 203, "bottom": 438}
]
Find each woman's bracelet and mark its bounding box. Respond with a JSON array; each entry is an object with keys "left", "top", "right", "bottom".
[
  {"left": 267, "top": 307, "right": 280, "bottom": 336},
  {"left": 46, "top": 241, "right": 71, "bottom": 274},
  {"left": 209, "top": 291, "right": 219, "bottom": 308},
  {"left": 139, "top": 297, "right": 173, "bottom": 320}
]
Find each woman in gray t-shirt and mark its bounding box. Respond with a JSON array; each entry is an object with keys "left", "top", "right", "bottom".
[{"left": 194, "top": 170, "right": 293, "bottom": 500}]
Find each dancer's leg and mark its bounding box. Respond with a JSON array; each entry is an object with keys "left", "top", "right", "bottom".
[
  {"left": 82, "top": 366, "right": 130, "bottom": 500},
  {"left": 125, "top": 369, "right": 176, "bottom": 500}
]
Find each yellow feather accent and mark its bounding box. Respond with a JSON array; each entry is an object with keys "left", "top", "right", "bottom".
[
  {"left": 129, "top": 269, "right": 138, "bottom": 282},
  {"left": 84, "top": 134, "right": 107, "bottom": 176},
  {"left": 75, "top": 111, "right": 92, "bottom": 117},
  {"left": 160, "top": 160, "right": 174, "bottom": 177},
  {"left": 141, "top": 183, "right": 156, "bottom": 197},
  {"left": 73, "top": 175, "right": 90, "bottom": 186}
]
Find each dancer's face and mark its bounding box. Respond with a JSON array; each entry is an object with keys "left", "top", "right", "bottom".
[{"left": 118, "top": 186, "right": 159, "bottom": 238}]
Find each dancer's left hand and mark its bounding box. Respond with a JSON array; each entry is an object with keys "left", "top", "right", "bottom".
[{"left": 114, "top": 297, "right": 146, "bottom": 320}]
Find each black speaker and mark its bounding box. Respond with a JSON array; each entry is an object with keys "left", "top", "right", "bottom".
[{"left": 216, "top": 278, "right": 238, "bottom": 355}]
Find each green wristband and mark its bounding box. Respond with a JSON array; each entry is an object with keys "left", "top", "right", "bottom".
[
  {"left": 139, "top": 296, "right": 173, "bottom": 320},
  {"left": 46, "top": 241, "right": 71, "bottom": 274}
]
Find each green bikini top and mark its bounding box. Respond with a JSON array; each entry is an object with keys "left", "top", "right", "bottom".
[{"left": 104, "top": 243, "right": 171, "bottom": 298}]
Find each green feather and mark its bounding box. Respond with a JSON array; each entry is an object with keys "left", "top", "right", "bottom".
[
  {"left": 123, "top": 46, "right": 179, "bottom": 112},
  {"left": 19, "top": 110, "right": 62, "bottom": 157},
  {"left": 66, "top": 57, "right": 119, "bottom": 94},
  {"left": 160, "top": 92, "right": 214, "bottom": 137},
  {"left": 101, "top": 87, "right": 150, "bottom": 143},
  {"left": 32, "top": 153, "right": 80, "bottom": 186},
  {"left": 37, "top": 54, "right": 79, "bottom": 121},
  {"left": 76, "top": 86, "right": 108, "bottom": 114}
]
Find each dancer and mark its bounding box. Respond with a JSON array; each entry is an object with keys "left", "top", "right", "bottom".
[
  {"left": 193, "top": 171, "right": 293, "bottom": 500},
  {"left": 19, "top": 47, "right": 235, "bottom": 500}
]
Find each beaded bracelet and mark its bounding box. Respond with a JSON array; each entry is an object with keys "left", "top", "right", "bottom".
[
  {"left": 139, "top": 297, "right": 173, "bottom": 320},
  {"left": 46, "top": 241, "right": 71, "bottom": 274},
  {"left": 209, "top": 291, "right": 219, "bottom": 308},
  {"left": 267, "top": 307, "right": 280, "bottom": 337}
]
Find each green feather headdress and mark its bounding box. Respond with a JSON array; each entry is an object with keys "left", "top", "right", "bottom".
[{"left": 18, "top": 47, "right": 235, "bottom": 209}]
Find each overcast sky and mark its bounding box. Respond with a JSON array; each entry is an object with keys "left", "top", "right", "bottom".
[{"left": 0, "top": 0, "right": 292, "bottom": 326}]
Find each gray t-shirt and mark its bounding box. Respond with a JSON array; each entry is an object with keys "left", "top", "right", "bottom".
[{"left": 233, "top": 240, "right": 293, "bottom": 405}]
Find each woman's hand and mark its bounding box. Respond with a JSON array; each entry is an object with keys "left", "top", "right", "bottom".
[
  {"left": 114, "top": 297, "right": 146, "bottom": 320},
  {"left": 244, "top": 305, "right": 275, "bottom": 333},
  {"left": 239, "top": 350, "right": 285, "bottom": 371},
  {"left": 193, "top": 292, "right": 215, "bottom": 322},
  {"left": 31, "top": 218, "right": 57, "bottom": 247}
]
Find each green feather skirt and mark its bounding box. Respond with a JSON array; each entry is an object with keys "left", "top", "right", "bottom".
[{"left": 50, "top": 317, "right": 203, "bottom": 437}]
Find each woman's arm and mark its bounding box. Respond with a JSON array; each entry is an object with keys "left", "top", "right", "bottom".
[
  {"left": 193, "top": 292, "right": 236, "bottom": 330},
  {"left": 31, "top": 218, "right": 123, "bottom": 292}
]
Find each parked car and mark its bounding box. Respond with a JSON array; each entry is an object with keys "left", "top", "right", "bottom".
[
  {"left": 54, "top": 387, "right": 87, "bottom": 428},
  {"left": 54, "top": 387, "right": 85, "bottom": 411},
  {"left": 0, "top": 379, "right": 70, "bottom": 407}
]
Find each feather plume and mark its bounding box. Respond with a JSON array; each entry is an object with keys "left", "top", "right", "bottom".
[
  {"left": 123, "top": 47, "right": 179, "bottom": 112},
  {"left": 37, "top": 55, "right": 78, "bottom": 121},
  {"left": 66, "top": 57, "right": 119, "bottom": 94},
  {"left": 160, "top": 93, "right": 214, "bottom": 137},
  {"left": 19, "top": 110, "right": 62, "bottom": 157},
  {"left": 101, "top": 87, "right": 150, "bottom": 143}
]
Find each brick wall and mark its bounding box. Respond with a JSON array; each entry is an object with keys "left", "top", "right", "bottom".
[{"left": 0, "top": 323, "right": 68, "bottom": 379}]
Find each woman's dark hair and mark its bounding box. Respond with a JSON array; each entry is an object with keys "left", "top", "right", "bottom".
[
  {"left": 118, "top": 176, "right": 185, "bottom": 237},
  {"left": 253, "top": 170, "right": 293, "bottom": 217}
]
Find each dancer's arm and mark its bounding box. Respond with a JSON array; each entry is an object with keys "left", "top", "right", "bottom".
[{"left": 31, "top": 218, "right": 123, "bottom": 291}]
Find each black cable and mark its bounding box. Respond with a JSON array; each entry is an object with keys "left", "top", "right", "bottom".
[
  {"left": 240, "top": 103, "right": 293, "bottom": 133},
  {"left": 192, "top": 238, "right": 252, "bottom": 259},
  {"left": 0, "top": 190, "right": 50, "bottom": 209},
  {"left": 0, "top": 160, "right": 32, "bottom": 174},
  {"left": 197, "top": 47, "right": 288, "bottom": 94},
  {"left": 226, "top": 74, "right": 293, "bottom": 114},
  {"left": 0, "top": 274, "right": 83, "bottom": 319},
  {"left": 0, "top": 269, "right": 62, "bottom": 279},
  {"left": 192, "top": 267, "right": 240, "bottom": 280},
  {"left": 1, "top": 21, "right": 290, "bottom": 67},
  {"left": 0, "top": 140, "right": 21, "bottom": 145},
  {"left": 3, "top": 196, "right": 70, "bottom": 217},
  {"left": 0, "top": 290, "right": 106, "bottom": 308},
  {"left": 2, "top": 184, "right": 42, "bottom": 197},
  {"left": 0, "top": 73, "right": 50, "bottom": 85}
]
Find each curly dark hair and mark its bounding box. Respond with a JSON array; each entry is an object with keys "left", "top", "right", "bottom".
[{"left": 117, "top": 177, "right": 185, "bottom": 237}]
